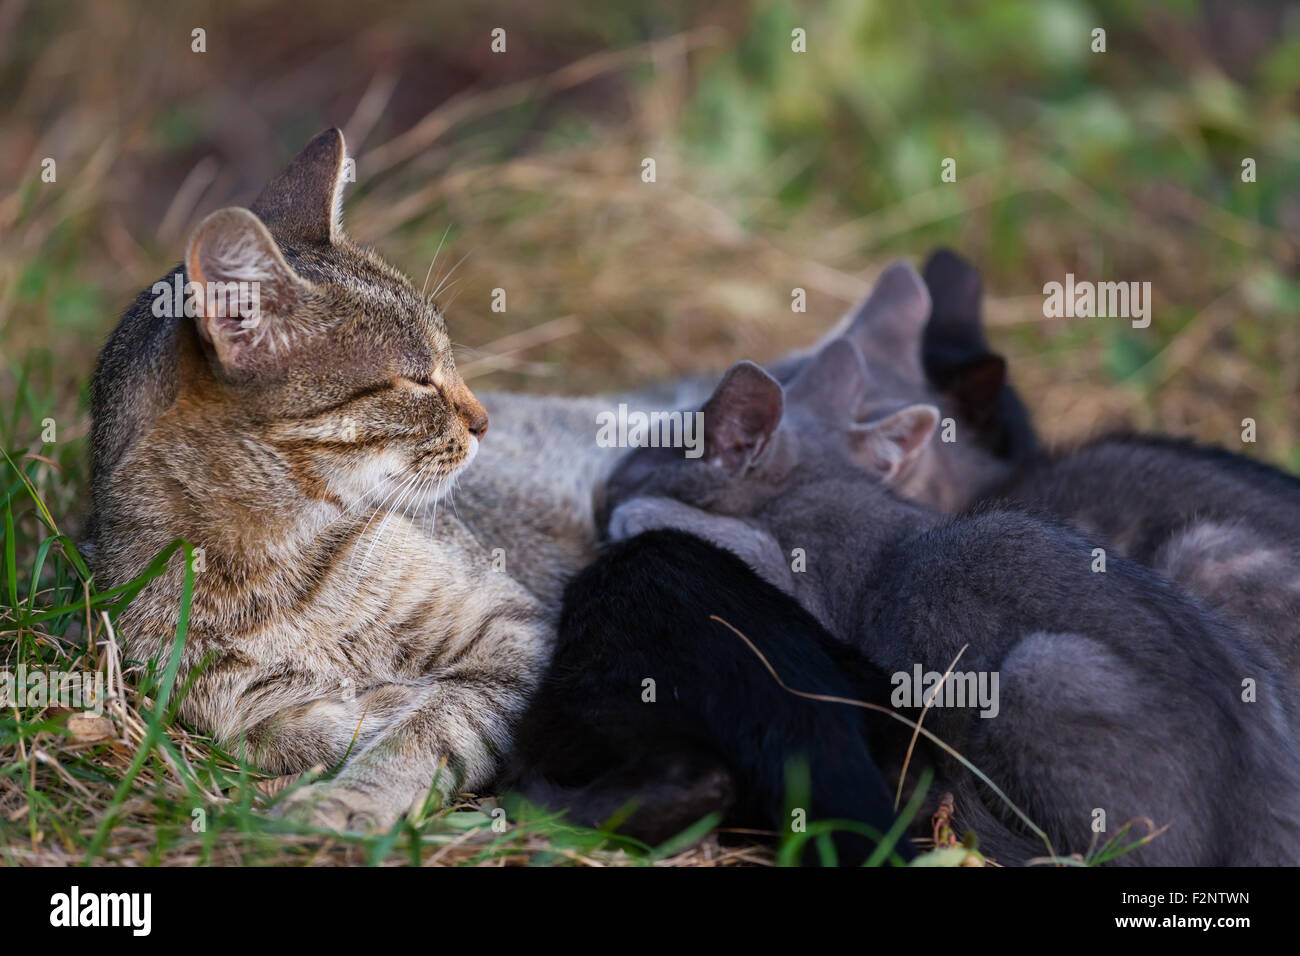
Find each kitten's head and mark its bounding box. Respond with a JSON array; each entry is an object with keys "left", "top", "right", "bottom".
[
  {"left": 176, "top": 128, "right": 487, "bottom": 509},
  {"left": 807, "top": 256, "right": 1031, "bottom": 509},
  {"left": 606, "top": 338, "right": 941, "bottom": 518},
  {"left": 607, "top": 259, "right": 1031, "bottom": 521}
]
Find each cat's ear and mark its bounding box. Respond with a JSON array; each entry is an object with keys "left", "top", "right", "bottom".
[
  {"left": 932, "top": 353, "right": 1007, "bottom": 427},
  {"left": 786, "top": 338, "right": 868, "bottom": 419},
  {"left": 250, "top": 127, "right": 348, "bottom": 244},
  {"left": 185, "top": 207, "right": 313, "bottom": 373},
  {"left": 842, "top": 261, "right": 931, "bottom": 377},
  {"left": 921, "top": 248, "right": 984, "bottom": 343},
  {"left": 848, "top": 404, "right": 940, "bottom": 483},
  {"left": 702, "top": 361, "right": 784, "bottom": 470}
]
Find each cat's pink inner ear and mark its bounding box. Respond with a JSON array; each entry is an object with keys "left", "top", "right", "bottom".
[
  {"left": 185, "top": 207, "right": 309, "bottom": 371},
  {"left": 250, "top": 127, "right": 347, "bottom": 244},
  {"left": 703, "top": 361, "right": 784, "bottom": 470},
  {"left": 848, "top": 403, "right": 940, "bottom": 482}
]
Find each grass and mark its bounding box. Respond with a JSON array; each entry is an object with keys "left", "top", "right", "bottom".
[
  {"left": 0, "top": 442, "right": 935, "bottom": 866},
  {"left": 2, "top": 0, "right": 1297, "bottom": 865},
  {"left": 0, "top": 407, "right": 1146, "bottom": 866},
  {"left": 0, "top": 369, "right": 937, "bottom": 866}
]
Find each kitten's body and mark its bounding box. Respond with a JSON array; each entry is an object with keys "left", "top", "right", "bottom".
[
  {"left": 756, "top": 474, "right": 1299, "bottom": 865},
  {"left": 985, "top": 435, "right": 1300, "bottom": 685},
  {"left": 605, "top": 344, "right": 1300, "bottom": 865},
  {"left": 901, "top": 252, "right": 1300, "bottom": 688},
  {"left": 509, "top": 529, "right": 907, "bottom": 865}
]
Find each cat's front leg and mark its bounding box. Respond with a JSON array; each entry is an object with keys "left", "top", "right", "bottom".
[
  {"left": 269, "top": 653, "right": 542, "bottom": 831},
  {"left": 241, "top": 602, "right": 550, "bottom": 832},
  {"left": 271, "top": 674, "right": 528, "bottom": 831}
]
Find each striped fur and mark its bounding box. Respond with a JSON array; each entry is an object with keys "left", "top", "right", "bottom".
[{"left": 87, "top": 130, "right": 551, "bottom": 829}]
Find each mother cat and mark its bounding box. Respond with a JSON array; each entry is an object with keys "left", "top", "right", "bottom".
[{"left": 89, "top": 129, "right": 557, "bottom": 829}]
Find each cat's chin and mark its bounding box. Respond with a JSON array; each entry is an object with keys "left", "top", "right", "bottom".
[{"left": 409, "top": 438, "right": 478, "bottom": 509}]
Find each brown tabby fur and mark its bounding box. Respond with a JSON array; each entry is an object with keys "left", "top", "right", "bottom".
[{"left": 88, "top": 129, "right": 552, "bottom": 829}]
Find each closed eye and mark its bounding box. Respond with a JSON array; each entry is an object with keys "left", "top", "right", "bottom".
[{"left": 402, "top": 375, "right": 450, "bottom": 404}]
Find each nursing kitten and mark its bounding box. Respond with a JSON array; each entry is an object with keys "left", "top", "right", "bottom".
[
  {"left": 89, "top": 129, "right": 553, "bottom": 829},
  {"left": 792, "top": 262, "right": 1030, "bottom": 513},
  {"left": 605, "top": 342, "right": 1300, "bottom": 865},
  {"left": 884, "top": 251, "right": 1300, "bottom": 687},
  {"left": 508, "top": 528, "right": 909, "bottom": 865},
  {"left": 456, "top": 256, "right": 1030, "bottom": 617}
]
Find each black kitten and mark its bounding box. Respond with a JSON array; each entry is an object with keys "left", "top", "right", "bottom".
[{"left": 506, "top": 529, "right": 911, "bottom": 865}]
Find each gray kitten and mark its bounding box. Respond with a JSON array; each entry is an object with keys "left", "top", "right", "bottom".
[
  {"left": 604, "top": 340, "right": 1300, "bottom": 865},
  {"left": 453, "top": 262, "right": 969, "bottom": 615},
  {"left": 857, "top": 253, "right": 1300, "bottom": 690}
]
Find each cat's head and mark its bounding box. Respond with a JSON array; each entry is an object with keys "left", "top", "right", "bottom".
[
  {"left": 809, "top": 255, "right": 1032, "bottom": 509},
  {"left": 606, "top": 337, "right": 941, "bottom": 518},
  {"left": 174, "top": 128, "right": 487, "bottom": 509},
  {"left": 606, "top": 258, "right": 1030, "bottom": 520}
]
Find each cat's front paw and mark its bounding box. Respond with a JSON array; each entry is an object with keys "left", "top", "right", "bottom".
[{"left": 272, "top": 781, "right": 399, "bottom": 833}]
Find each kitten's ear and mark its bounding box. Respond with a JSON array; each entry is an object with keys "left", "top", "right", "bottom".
[
  {"left": 922, "top": 248, "right": 984, "bottom": 343},
  {"left": 848, "top": 404, "right": 940, "bottom": 483},
  {"left": 703, "top": 361, "right": 784, "bottom": 470},
  {"left": 250, "top": 128, "right": 348, "bottom": 244},
  {"left": 786, "top": 338, "right": 868, "bottom": 419},
  {"left": 934, "top": 354, "right": 1007, "bottom": 426},
  {"left": 185, "top": 207, "right": 312, "bottom": 373},
  {"left": 842, "top": 261, "right": 931, "bottom": 377}
]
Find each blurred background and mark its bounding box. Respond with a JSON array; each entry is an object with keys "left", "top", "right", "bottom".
[{"left": 3, "top": 0, "right": 1300, "bottom": 522}]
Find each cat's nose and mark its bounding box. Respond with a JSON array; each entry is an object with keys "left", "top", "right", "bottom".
[{"left": 456, "top": 390, "right": 489, "bottom": 440}]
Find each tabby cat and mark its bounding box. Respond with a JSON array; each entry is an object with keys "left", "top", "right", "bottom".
[{"left": 89, "top": 129, "right": 553, "bottom": 829}]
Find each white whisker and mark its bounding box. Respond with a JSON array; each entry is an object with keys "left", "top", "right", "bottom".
[
  {"left": 421, "top": 224, "right": 452, "bottom": 298},
  {"left": 429, "top": 250, "right": 470, "bottom": 304},
  {"left": 347, "top": 466, "right": 425, "bottom": 580}
]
